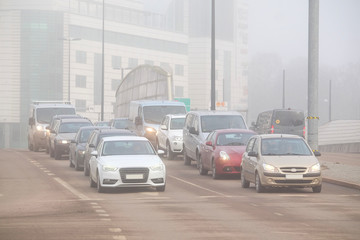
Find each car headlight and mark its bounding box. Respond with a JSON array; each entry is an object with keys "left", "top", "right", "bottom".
[
  {"left": 150, "top": 164, "right": 164, "bottom": 171},
  {"left": 262, "top": 163, "right": 279, "bottom": 173},
  {"left": 61, "top": 140, "right": 70, "bottom": 144},
  {"left": 36, "top": 125, "right": 45, "bottom": 131},
  {"left": 145, "top": 127, "right": 157, "bottom": 134},
  {"left": 102, "top": 166, "right": 118, "bottom": 171},
  {"left": 173, "top": 136, "right": 183, "bottom": 141},
  {"left": 309, "top": 163, "right": 321, "bottom": 173},
  {"left": 219, "top": 151, "right": 230, "bottom": 161},
  {"left": 78, "top": 150, "right": 85, "bottom": 155}
]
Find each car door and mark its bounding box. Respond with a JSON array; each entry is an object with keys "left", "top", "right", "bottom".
[
  {"left": 242, "top": 137, "right": 256, "bottom": 180},
  {"left": 90, "top": 140, "right": 102, "bottom": 179},
  {"left": 158, "top": 116, "right": 168, "bottom": 149},
  {"left": 247, "top": 137, "right": 260, "bottom": 183},
  {"left": 188, "top": 115, "right": 200, "bottom": 160},
  {"left": 201, "top": 131, "right": 216, "bottom": 170}
]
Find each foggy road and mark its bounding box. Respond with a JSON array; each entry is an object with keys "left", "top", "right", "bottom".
[{"left": 1, "top": 149, "right": 360, "bottom": 240}]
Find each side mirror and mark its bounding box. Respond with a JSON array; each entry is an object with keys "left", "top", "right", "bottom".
[
  {"left": 91, "top": 150, "right": 98, "bottom": 157},
  {"left": 157, "top": 149, "right": 165, "bottom": 155},
  {"left": 248, "top": 151, "right": 258, "bottom": 157},
  {"left": 135, "top": 116, "right": 142, "bottom": 126},
  {"left": 313, "top": 151, "right": 321, "bottom": 157},
  {"left": 160, "top": 124, "right": 167, "bottom": 130},
  {"left": 205, "top": 141, "right": 212, "bottom": 146},
  {"left": 89, "top": 144, "right": 95, "bottom": 148},
  {"left": 189, "top": 127, "right": 198, "bottom": 135}
]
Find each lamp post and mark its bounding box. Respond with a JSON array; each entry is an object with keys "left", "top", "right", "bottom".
[{"left": 62, "top": 37, "right": 81, "bottom": 102}]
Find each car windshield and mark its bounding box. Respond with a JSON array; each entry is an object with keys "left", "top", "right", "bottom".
[
  {"left": 36, "top": 108, "right": 76, "bottom": 124},
  {"left": 217, "top": 132, "right": 255, "bottom": 146},
  {"left": 261, "top": 138, "right": 312, "bottom": 156},
  {"left": 170, "top": 118, "right": 185, "bottom": 130},
  {"left": 201, "top": 115, "right": 246, "bottom": 133},
  {"left": 143, "top": 106, "right": 186, "bottom": 124},
  {"left": 102, "top": 140, "right": 156, "bottom": 156},
  {"left": 59, "top": 122, "right": 91, "bottom": 133},
  {"left": 96, "top": 132, "right": 136, "bottom": 146},
  {"left": 79, "top": 129, "right": 94, "bottom": 143},
  {"left": 273, "top": 110, "right": 304, "bottom": 127}
]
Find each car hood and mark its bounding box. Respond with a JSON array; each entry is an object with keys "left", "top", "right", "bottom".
[
  {"left": 262, "top": 155, "right": 319, "bottom": 168},
  {"left": 99, "top": 155, "right": 164, "bottom": 168},
  {"left": 219, "top": 146, "right": 246, "bottom": 155},
  {"left": 56, "top": 133, "right": 76, "bottom": 140}
]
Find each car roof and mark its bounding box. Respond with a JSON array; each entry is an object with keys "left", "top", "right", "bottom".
[
  {"left": 259, "top": 134, "right": 303, "bottom": 139},
  {"left": 78, "top": 126, "right": 102, "bottom": 131},
  {"left": 187, "top": 110, "right": 243, "bottom": 117},
  {"left": 214, "top": 129, "right": 257, "bottom": 134},
  {"left": 96, "top": 128, "right": 133, "bottom": 134},
  {"left": 165, "top": 114, "right": 186, "bottom": 118},
  {"left": 102, "top": 136, "right": 149, "bottom": 142},
  {"left": 60, "top": 118, "right": 92, "bottom": 123}
]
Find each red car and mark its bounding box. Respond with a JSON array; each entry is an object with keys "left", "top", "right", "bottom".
[{"left": 198, "top": 129, "right": 256, "bottom": 179}]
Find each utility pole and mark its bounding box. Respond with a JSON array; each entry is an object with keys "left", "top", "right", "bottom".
[
  {"left": 307, "top": 0, "right": 319, "bottom": 150},
  {"left": 329, "top": 80, "right": 332, "bottom": 122},
  {"left": 101, "top": 0, "right": 105, "bottom": 121},
  {"left": 210, "top": 0, "right": 216, "bottom": 110},
  {"left": 282, "top": 69, "right": 285, "bottom": 109}
]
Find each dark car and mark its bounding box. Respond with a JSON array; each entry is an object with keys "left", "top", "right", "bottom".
[
  {"left": 69, "top": 126, "right": 103, "bottom": 171},
  {"left": 198, "top": 129, "right": 256, "bottom": 179},
  {"left": 45, "top": 114, "right": 83, "bottom": 154},
  {"left": 109, "top": 118, "right": 134, "bottom": 129},
  {"left": 83, "top": 128, "right": 136, "bottom": 176},
  {"left": 49, "top": 118, "right": 93, "bottom": 160}
]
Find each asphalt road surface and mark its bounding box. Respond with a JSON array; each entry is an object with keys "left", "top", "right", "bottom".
[{"left": 1, "top": 149, "right": 360, "bottom": 240}]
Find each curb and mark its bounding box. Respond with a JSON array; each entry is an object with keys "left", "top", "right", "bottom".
[{"left": 322, "top": 177, "right": 360, "bottom": 190}]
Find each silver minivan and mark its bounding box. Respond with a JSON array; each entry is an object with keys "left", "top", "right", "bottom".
[{"left": 183, "top": 111, "right": 247, "bottom": 166}]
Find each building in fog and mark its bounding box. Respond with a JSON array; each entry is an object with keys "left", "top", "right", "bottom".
[{"left": 0, "top": 0, "right": 248, "bottom": 148}]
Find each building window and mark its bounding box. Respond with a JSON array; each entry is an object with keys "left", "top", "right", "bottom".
[
  {"left": 75, "top": 99, "right": 87, "bottom": 112},
  {"left": 76, "top": 51, "right": 87, "bottom": 63},
  {"left": 112, "top": 55, "right": 121, "bottom": 69},
  {"left": 160, "top": 62, "right": 172, "bottom": 73},
  {"left": 175, "top": 86, "right": 184, "bottom": 97},
  {"left": 145, "top": 60, "right": 154, "bottom": 66},
  {"left": 128, "top": 58, "right": 138, "bottom": 68},
  {"left": 76, "top": 75, "right": 86, "bottom": 88},
  {"left": 175, "top": 64, "right": 184, "bottom": 76},
  {"left": 112, "top": 79, "right": 121, "bottom": 91}
]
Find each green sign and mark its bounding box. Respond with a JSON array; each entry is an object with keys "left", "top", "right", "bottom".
[{"left": 174, "top": 98, "right": 191, "bottom": 112}]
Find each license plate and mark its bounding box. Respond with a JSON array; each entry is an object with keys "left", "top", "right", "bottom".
[
  {"left": 126, "top": 174, "right": 143, "bottom": 180},
  {"left": 286, "top": 174, "right": 303, "bottom": 179}
]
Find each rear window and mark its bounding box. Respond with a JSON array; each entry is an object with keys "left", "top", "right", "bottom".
[
  {"left": 201, "top": 115, "right": 246, "bottom": 133},
  {"left": 273, "top": 111, "right": 304, "bottom": 127},
  {"left": 261, "top": 138, "right": 312, "bottom": 156}
]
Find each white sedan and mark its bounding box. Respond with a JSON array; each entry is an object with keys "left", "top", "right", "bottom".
[{"left": 89, "top": 136, "right": 166, "bottom": 193}]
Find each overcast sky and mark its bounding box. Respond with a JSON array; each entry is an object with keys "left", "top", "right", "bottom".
[{"left": 248, "top": 0, "right": 360, "bottom": 67}]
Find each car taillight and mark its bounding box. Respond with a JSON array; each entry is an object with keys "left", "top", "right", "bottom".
[
  {"left": 271, "top": 125, "right": 274, "bottom": 134},
  {"left": 303, "top": 126, "right": 306, "bottom": 138}
]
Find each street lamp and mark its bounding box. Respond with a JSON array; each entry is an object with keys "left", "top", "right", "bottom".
[{"left": 62, "top": 37, "right": 81, "bottom": 102}]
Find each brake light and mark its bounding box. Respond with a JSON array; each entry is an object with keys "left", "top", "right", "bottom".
[
  {"left": 271, "top": 125, "right": 274, "bottom": 134},
  {"left": 303, "top": 126, "right": 306, "bottom": 138}
]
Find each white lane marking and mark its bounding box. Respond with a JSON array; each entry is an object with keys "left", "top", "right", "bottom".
[
  {"left": 113, "top": 236, "right": 127, "bottom": 240},
  {"left": 279, "top": 194, "right": 308, "bottom": 197},
  {"left": 92, "top": 205, "right": 102, "bottom": 209},
  {"left": 53, "top": 177, "right": 90, "bottom": 200},
  {"left": 47, "top": 173, "right": 55, "bottom": 176},
  {"left": 90, "top": 202, "right": 98, "bottom": 205},
  {"left": 250, "top": 203, "right": 258, "bottom": 207},
  {"left": 0, "top": 194, "right": 3, "bottom": 197},
  {"left": 109, "top": 228, "right": 122, "bottom": 233},
  {"left": 40, "top": 168, "right": 47, "bottom": 170},
  {"left": 98, "top": 214, "right": 110, "bottom": 217},
  {"left": 100, "top": 218, "right": 111, "bottom": 221},
  {"left": 274, "top": 212, "right": 284, "bottom": 216},
  {"left": 96, "top": 209, "right": 106, "bottom": 213},
  {"left": 169, "top": 175, "right": 229, "bottom": 197}
]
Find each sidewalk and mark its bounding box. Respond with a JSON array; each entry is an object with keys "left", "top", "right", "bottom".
[{"left": 319, "top": 152, "right": 360, "bottom": 190}]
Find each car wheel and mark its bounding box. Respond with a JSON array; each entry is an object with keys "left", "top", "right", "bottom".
[
  {"left": 183, "top": 147, "right": 191, "bottom": 166},
  {"left": 89, "top": 171, "right": 96, "bottom": 188},
  {"left": 166, "top": 142, "right": 175, "bottom": 159},
  {"left": 198, "top": 157, "right": 208, "bottom": 176},
  {"left": 33, "top": 142, "right": 39, "bottom": 152},
  {"left": 212, "top": 160, "right": 219, "bottom": 179},
  {"left": 156, "top": 185, "right": 166, "bottom": 192},
  {"left": 74, "top": 155, "right": 81, "bottom": 171},
  {"left": 312, "top": 185, "right": 322, "bottom": 193},
  {"left": 28, "top": 138, "right": 33, "bottom": 151},
  {"left": 69, "top": 155, "right": 74, "bottom": 168},
  {"left": 241, "top": 168, "right": 250, "bottom": 188},
  {"left": 50, "top": 145, "right": 54, "bottom": 158},
  {"left": 45, "top": 145, "right": 49, "bottom": 154},
  {"left": 255, "top": 172, "right": 265, "bottom": 193},
  {"left": 84, "top": 162, "right": 90, "bottom": 176},
  {"left": 97, "top": 172, "right": 105, "bottom": 193},
  {"left": 54, "top": 146, "right": 61, "bottom": 160}
]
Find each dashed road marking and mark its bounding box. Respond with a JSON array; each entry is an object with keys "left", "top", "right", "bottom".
[
  {"left": 113, "top": 236, "right": 127, "bottom": 240},
  {"left": 274, "top": 212, "right": 284, "bottom": 216},
  {"left": 109, "top": 228, "right": 122, "bottom": 233},
  {"left": 53, "top": 177, "right": 90, "bottom": 200}
]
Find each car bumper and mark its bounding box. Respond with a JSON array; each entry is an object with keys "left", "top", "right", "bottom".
[
  {"left": 170, "top": 140, "right": 183, "bottom": 153},
  {"left": 99, "top": 168, "right": 166, "bottom": 188},
  {"left": 34, "top": 131, "right": 47, "bottom": 147},
  {"left": 260, "top": 172, "right": 322, "bottom": 188},
  {"left": 55, "top": 143, "right": 70, "bottom": 155}
]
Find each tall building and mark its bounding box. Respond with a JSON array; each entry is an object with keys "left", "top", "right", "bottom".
[{"left": 0, "top": 0, "right": 248, "bottom": 148}]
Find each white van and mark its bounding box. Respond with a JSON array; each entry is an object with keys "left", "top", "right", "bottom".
[
  {"left": 28, "top": 101, "right": 76, "bottom": 151},
  {"left": 183, "top": 111, "right": 247, "bottom": 166},
  {"left": 128, "top": 100, "right": 187, "bottom": 147}
]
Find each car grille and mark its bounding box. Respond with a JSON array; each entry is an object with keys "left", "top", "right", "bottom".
[
  {"left": 280, "top": 167, "right": 307, "bottom": 173},
  {"left": 274, "top": 180, "right": 313, "bottom": 184},
  {"left": 120, "top": 168, "right": 149, "bottom": 183}
]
